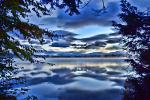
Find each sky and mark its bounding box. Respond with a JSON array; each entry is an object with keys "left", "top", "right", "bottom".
[{"left": 28, "top": 0, "right": 150, "bottom": 56}]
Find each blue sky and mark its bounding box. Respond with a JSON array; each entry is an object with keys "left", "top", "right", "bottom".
[{"left": 28, "top": 0, "right": 150, "bottom": 56}]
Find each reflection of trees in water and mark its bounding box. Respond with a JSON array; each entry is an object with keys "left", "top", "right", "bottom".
[
  {"left": 0, "top": 48, "right": 27, "bottom": 99},
  {"left": 114, "top": 0, "right": 150, "bottom": 99},
  {"left": 124, "top": 76, "right": 150, "bottom": 100},
  {"left": 0, "top": 49, "right": 38, "bottom": 99}
]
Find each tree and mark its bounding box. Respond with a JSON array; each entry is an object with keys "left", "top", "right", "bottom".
[
  {"left": 113, "top": 0, "right": 150, "bottom": 99},
  {"left": 0, "top": 0, "right": 85, "bottom": 98},
  {"left": 114, "top": 0, "right": 150, "bottom": 74},
  {"left": 0, "top": 0, "right": 83, "bottom": 62}
]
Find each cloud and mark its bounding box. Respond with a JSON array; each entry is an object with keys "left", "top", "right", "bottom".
[
  {"left": 35, "top": 0, "right": 148, "bottom": 30},
  {"left": 94, "top": 41, "right": 107, "bottom": 47},
  {"left": 84, "top": 41, "right": 107, "bottom": 49},
  {"left": 58, "top": 1, "right": 120, "bottom": 29},
  {"left": 48, "top": 30, "right": 78, "bottom": 48},
  {"left": 52, "top": 30, "right": 77, "bottom": 36},
  {"left": 39, "top": 1, "right": 120, "bottom": 29},
  {"left": 70, "top": 32, "right": 121, "bottom": 49},
  {"left": 26, "top": 0, "right": 149, "bottom": 57},
  {"left": 45, "top": 30, "right": 121, "bottom": 51},
  {"left": 37, "top": 50, "right": 126, "bottom": 57},
  {"left": 108, "top": 32, "right": 119, "bottom": 36},
  {"left": 51, "top": 41, "right": 70, "bottom": 48},
  {"left": 71, "top": 41, "right": 107, "bottom": 49},
  {"left": 62, "top": 19, "right": 113, "bottom": 29},
  {"left": 105, "top": 45, "right": 121, "bottom": 50},
  {"left": 51, "top": 30, "right": 78, "bottom": 41},
  {"left": 106, "top": 37, "right": 122, "bottom": 44},
  {"left": 79, "top": 34, "right": 108, "bottom": 42}
]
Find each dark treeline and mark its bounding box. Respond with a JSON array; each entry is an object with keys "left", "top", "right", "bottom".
[{"left": 113, "top": 0, "right": 150, "bottom": 99}]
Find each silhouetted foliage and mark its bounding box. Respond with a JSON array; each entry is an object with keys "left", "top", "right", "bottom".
[
  {"left": 113, "top": 0, "right": 150, "bottom": 99},
  {"left": 0, "top": 48, "right": 27, "bottom": 99},
  {"left": 42, "top": 0, "right": 82, "bottom": 15},
  {"left": 0, "top": 0, "right": 85, "bottom": 62},
  {"left": 0, "top": 0, "right": 87, "bottom": 98},
  {"left": 113, "top": 0, "right": 150, "bottom": 74},
  {"left": 124, "top": 75, "right": 150, "bottom": 100}
]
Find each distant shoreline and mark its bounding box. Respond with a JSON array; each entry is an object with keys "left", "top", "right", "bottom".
[
  {"left": 14, "top": 56, "right": 128, "bottom": 60},
  {"left": 46, "top": 56, "right": 128, "bottom": 59},
  {"left": 34, "top": 55, "right": 127, "bottom": 58},
  {"left": 33, "top": 55, "right": 127, "bottom": 59}
]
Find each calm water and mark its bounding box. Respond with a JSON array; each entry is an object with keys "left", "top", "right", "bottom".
[{"left": 15, "top": 57, "right": 130, "bottom": 100}]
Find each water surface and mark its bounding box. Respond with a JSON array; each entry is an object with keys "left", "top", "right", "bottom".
[{"left": 15, "top": 57, "right": 130, "bottom": 100}]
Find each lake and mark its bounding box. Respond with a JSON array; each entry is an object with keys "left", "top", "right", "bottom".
[{"left": 15, "top": 57, "right": 130, "bottom": 100}]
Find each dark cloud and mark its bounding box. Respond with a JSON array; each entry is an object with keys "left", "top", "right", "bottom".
[
  {"left": 85, "top": 41, "right": 107, "bottom": 49},
  {"left": 51, "top": 42, "right": 70, "bottom": 48},
  {"left": 48, "top": 30, "right": 78, "bottom": 48},
  {"left": 56, "top": 1, "right": 120, "bottom": 29},
  {"left": 53, "top": 30, "right": 77, "bottom": 36},
  {"left": 94, "top": 41, "right": 107, "bottom": 47},
  {"left": 51, "top": 30, "right": 78, "bottom": 42},
  {"left": 79, "top": 34, "right": 108, "bottom": 42},
  {"left": 62, "top": 19, "right": 112, "bottom": 29},
  {"left": 106, "top": 38, "right": 122, "bottom": 44},
  {"left": 108, "top": 32, "right": 119, "bottom": 36}
]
